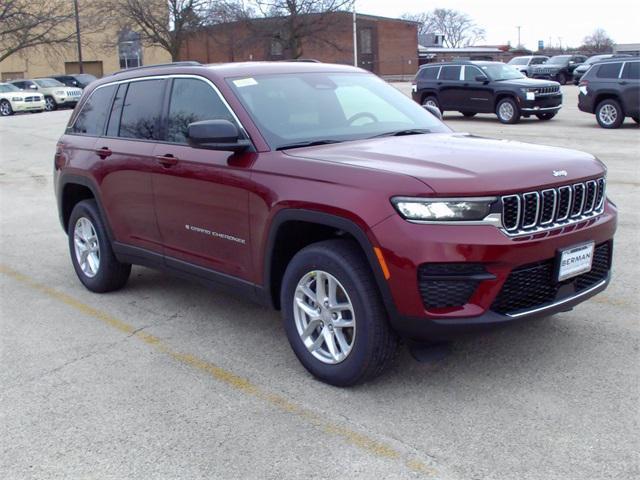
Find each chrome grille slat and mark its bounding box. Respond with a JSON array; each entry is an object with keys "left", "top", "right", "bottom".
[{"left": 500, "top": 177, "right": 606, "bottom": 236}]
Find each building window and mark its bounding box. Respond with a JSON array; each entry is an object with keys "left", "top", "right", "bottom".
[
  {"left": 360, "top": 28, "right": 373, "bottom": 55},
  {"left": 270, "top": 38, "right": 284, "bottom": 57},
  {"left": 118, "top": 30, "right": 143, "bottom": 69}
]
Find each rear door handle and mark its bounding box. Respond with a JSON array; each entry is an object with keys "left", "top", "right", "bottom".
[
  {"left": 95, "top": 147, "right": 112, "bottom": 159},
  {"left": 155, "top": 154, "right": 179, "bottom": 168}
]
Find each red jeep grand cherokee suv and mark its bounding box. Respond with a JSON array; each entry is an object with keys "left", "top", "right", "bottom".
[{"left": 54, "top": 62, "right": 617, "bottom": 386}]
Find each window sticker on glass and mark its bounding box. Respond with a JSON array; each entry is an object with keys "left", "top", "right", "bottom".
[{"left": 233, "top": 78, "right": 258, "bottom": 88}]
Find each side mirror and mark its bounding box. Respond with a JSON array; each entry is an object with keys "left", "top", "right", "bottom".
[
  {"left": 475, "top": 75, "right": 489, "bottom": 84},
  {"left": 423, "top": 104, "right": 443, "bottom": 120},
  {"left": 29, "top": 84, "right": 38, "bottom": 90},
  {"left": 187, "top": 119, "right": 251, "bottom": 152}
]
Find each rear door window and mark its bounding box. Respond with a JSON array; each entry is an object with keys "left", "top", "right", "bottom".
[
  {"left": 596, "top": 63, "right": 622, "bottom": 79},
  {"left": 70, "top": 84, "right": 116, "bottom": 135},
  {"left": 463, "top": 66, "right": 484, "bottom": 81},
  {"left": 419, "top": 67, "right": 439, "bottom": 80},
  {"left": 621, "top": 62, "right": 640, "bottom": 80},
  {"left": 118, "top": 79, "right": 166, "bottom": 140},
  {"left": 166, "top": 78, "right": 236, "bottom": 144},
  {"left": 439, "top": 66, "right": 462, "bottom": 81}
]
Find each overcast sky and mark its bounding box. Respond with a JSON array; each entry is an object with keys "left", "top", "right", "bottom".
[{"left": 357, "top": 0, "right": 638, "bottom": 50}]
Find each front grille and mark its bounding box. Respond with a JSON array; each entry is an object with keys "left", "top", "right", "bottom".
[
  {"left": 501, "top": 177, "right": 605, "bottom": 235},
  {"left": 491, "top": 242, "right": 611, "bottom": 315},
  {"left": 25, "top": 96, "right": 36, "bottom": 102},
  {"left": 532, "top": 86, "right": 560, "bottom": 96},
  {"left": 417, "top": 263, "right": 490, "bottom": 310}
]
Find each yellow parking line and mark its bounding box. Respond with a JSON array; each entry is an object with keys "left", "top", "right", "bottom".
[{"left": 0, "top": 264, "right": 442, "bottom": 478}]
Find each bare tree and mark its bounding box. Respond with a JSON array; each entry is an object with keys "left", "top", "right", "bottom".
[
  {"left": 110, "top": 0, "right": 215, "bottom": 61},
  {"left": 400, "top": 12, "right": 430, "bottom": 36},
  {"left": 200, "top": 0, "right": 256, "bottom": 61},
  {"left": 581, "top": 28, "right": 614, "bottom": 54},
  {"left": 0, "top": 0, "right": 78, "bottom": 62},
  {"left": 404, "top": 8, "right": 485, "bottom": 48},
  {"left": 254, "top": 0, "right": 353, "bottom": 59}
]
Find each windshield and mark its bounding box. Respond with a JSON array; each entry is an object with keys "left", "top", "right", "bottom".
[
  {"left": 508, "top": 58, "right": 529, "bottom": 65},
  {"left": 547, "top": 56, "right": 571, "bottom": 65},
  {"left": 480, "top": 64, "right": 525, "bottom": 81},
  {"left": 227, "top": 72, "right": 450, "bottom": 150},
  {"left": 75, "top": 74, "right": 97, "bottom": 83},
  {"left": 34, "top": 78, "right": 65, "bottom": 88},
  {"left": 584, "top": 55, "right": 610, "bottom": 65},
  {"left": 0, "top": 84, "right": 20, "bottom": 93}
]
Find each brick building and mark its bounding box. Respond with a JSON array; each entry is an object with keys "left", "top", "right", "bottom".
[{"left": 181, "top": 12, "right": 419, "bottom": 76}]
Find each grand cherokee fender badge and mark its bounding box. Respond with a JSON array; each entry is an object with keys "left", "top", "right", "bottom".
[
  {"left": 185, "top": 224, "right": 246, "bottom": 244},
  {"left": 553, "top": 170, "right": 568, "bottom": 177}
]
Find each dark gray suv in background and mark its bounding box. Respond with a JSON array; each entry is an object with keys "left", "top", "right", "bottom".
[
  {"left": 578, "top": 58, "right": 640, "bottom": 128},
  {"left": 412, "top": 61, "right": 562, "bottom": 124}
]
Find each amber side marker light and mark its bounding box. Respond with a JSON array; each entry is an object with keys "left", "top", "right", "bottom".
[{"left": 374, "top": 247, "right": 391, "bottom": 280}]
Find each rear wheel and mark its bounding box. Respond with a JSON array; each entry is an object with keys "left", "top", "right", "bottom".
[
  {"left": 596, "top": 99, "right": 624, "bottom": 129},
  {"left": 496, "top": 97, "right": 520, "bottom": 124},
  {"left": 68, "top": 199, "right": 131, "bottom": 292},
  {"left": 281, "top": 239, "right": 398, "bottom": 386},
  {"left": 536, "top": 112, "right": 557, "bottom": 121},
  {"left": 422, "top": 95, "right": 441, "bottom": 112},
  {"left": 556, "top": 73, "right": 567, "bottom": 85},
  {"left": 0, "top": 99, "right": 13, "bottom": 116},
  {"left": 461, "top": 112, "right": 476, "bottom": 117}
]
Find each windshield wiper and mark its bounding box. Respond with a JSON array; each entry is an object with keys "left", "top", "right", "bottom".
[
  {"left": 369, "top": 128, "right": 431, "bottom": 138},
  {"left": 276, "top": 139, "right": 343, "bottom": 150}
]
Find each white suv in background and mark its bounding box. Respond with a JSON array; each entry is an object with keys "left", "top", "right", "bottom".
[
  {"left": 10, "top": 78, "right": 82, "bottom": 111},
  {"left": 0, "top": 83, "right": 45, "bottom": 116},
  {"left": 507, "top": 55, "right": 549, "bottom": 77}
]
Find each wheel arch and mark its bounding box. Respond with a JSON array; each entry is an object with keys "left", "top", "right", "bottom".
[
  {"left": 58, "top": 174, "right": 114, "bottom": 240},
  {"left": 261, "top": 209, "right": 397, "bottom": 319},
  {"left": 494, "top": 91, "right": 518, "bottom": 110},
  {"left": 594, "top": 93, "right": 624, "bottom": 114}
]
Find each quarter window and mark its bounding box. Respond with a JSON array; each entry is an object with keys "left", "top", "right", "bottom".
[
  {"left": 621, "top": 62, "right": 639, "bottom": 80},
  {"left": 166, "top": 78, "right": 236, "bottom": 144},
  {"left": 439, "top": 66, "right": 461, "bottom": 81},
  {"left": 70, "top": 84, "right": 116, "bottom": 135},
  {"left": 596, "top": 63, "right": 622, "bottom": 79},
  {"left": 119, "top": 79, "right": 165, "bottom": 140}
]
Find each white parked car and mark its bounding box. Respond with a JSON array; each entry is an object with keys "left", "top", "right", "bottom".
[
  {"left": 9, "top": 78, "right": 82, "bottom": 111},
  {"left": 0, "top": 82, "right": 46, "bottom": 116},
  {"left": 507, "top": 55, "right": 549, "bottom": 77}
]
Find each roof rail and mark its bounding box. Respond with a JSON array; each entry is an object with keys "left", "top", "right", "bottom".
[
  {"left": 282, "top": 58, "right": 321, "bottom": 63},
  {"left": 111, "top": 61, "right": 202, "bottom": 76}
]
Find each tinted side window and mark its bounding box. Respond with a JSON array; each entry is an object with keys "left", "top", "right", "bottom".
[
  {"left": 70, "top": 85, "right": 116, "bottom": 135},
  {"left": 596, "top": 63, "right": 622, "bottom": 79},
  {"left": 167, "top": 78, "right": 235, "bottom": 144},
  {"left": 531, "top": 58, "right": 546, "bottom": 65},
  {"left": 622, "top": 62, "right": 640, "bottom": 80},
  {"left": 106, "top": 83, "right": 127, "bottom": 137},
  {"left": 440, "top": 66, "right": 461, "bottom": 80},
  {"left": 119, "top": 79, "right": 165, "bottom": 140},
  {"left": 463, "top": 66, "right": 483, "bottom": 81},
  {"left": 419, "top": 67, "right": 439, "bottom": 80}
]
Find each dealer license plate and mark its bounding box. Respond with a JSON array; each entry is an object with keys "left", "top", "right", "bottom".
[{"left": 557, "top": 242, "right": 594, "bottom": 281}]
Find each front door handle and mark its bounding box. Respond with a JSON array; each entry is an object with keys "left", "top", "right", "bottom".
[
  {"left": 619, "top": 81, "right": 628, "bottom": 86},
  {"left": 95, "top": 147, "right": 112, "bottom": 159},
  {"left": 155, "top": 154, "right": 179, "bottom": 168}
]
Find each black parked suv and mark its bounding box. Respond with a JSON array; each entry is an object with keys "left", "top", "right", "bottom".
[
  {"left": 578, "top": 58, "right": 640, "bottom": 128},
  {"left": 529, "top": 55, "right": 587, "bottom": 85},
  {"left": 52, "top": 74, "right": 97, "bottom": 89},
  {"left": 412, "top": 61, "right": 562, "bottom": 124}
]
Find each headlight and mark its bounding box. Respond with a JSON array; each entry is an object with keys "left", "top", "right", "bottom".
[
  {"left": 55, "top": 90, "right": 65, "bottom": 95},
  {"left": 11, "top": 96, "right": 23, "bottom": 101},
  {"left": 391, "top": 197, "right": 496, "bottom": 222},
  {"left": 520, "top": 88, "right": 536, "bottom": 100}
]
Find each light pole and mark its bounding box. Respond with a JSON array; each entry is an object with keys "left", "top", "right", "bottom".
[
  {"left": 516, "top": 26, "right": 521, "bottom": 48},
  {"left": 73, "top": 0, "right": 84, "bottom": 73}
]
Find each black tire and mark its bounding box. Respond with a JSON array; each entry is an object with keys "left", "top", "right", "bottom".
[
  {"left": 44, "top": 96, "right": 57, "bottom": 111},
  {"left": 0, "top": 99, "right": 13, "bottom": 116},
  {"left": 281, "top": 239, "right": 398, "bottom": 387},
  {"left": 632, "top": 117, "right": 639, "bottom": 124},
  {"left": 422, "top": 95, "right": 441, "bottom": 112},
  {"left": 556, "top": 73, "right": 567, "bottom": 85},
  {"left": 461, "top": 112, "right": 476, "bottom": 117},
  {"left": 595, "top": 99, "right": 624, "bottom": 129},
  {"left": 536, "top": 112, "right": 557, "bottom": 121},
  {"left": 68, "top": 199, "right": 131, "bottom": 293},
  {"left": 496, "top": 97, "right": 521, "bottom": 124}
]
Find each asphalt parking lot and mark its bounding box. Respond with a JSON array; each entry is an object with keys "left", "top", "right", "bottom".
[{"left": 1, "top": 85, "right": 638, "bottom": 480}]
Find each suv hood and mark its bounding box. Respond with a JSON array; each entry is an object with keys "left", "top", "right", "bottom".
[
  {"left": 496, "top": 77, "right": 559, "bottom": 88},
  {"left": 284, "top": 133, "right": 604, "bottom": 195}
]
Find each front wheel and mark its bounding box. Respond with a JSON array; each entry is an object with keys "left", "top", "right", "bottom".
[
  {"left": 44, "top": 96, "right": 57, "bottom": 111},
  {"left": 422, "top": 95, "right": 441, "bottom": 112},
  {"left": 0, "top": 99, "right": 13, "bottom": 116},
  {"left": 68, "top": 199, "right": 131, "bottom": 292},
  {"left": 556, "top": 73, "right": 567, "bottom": 85},
  {"left": 281, "top": 239, "right": 398, "bottom": 386},
  {"left": 596, "top": 99, "right": 624, "bottom": 129},
  {"left": 496, "top": 98, "right": 520, "bottom": 124},
  {"left": 536, "top": 112, "right": 557, "bottom": 121}
]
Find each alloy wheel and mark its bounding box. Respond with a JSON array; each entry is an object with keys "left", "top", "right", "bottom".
[
  {"left": 45, "top": 97, "right": 55, "bottom": 111},
  {"left": 598, "top": 104, "right": 617, "bottom": 126},
  {"left": 0, "top": 101, "right": 11, "bottom": 116},
  {"left": 293, "top": 270, "right": 356, "bottom": 364},
  {"left": 499, "top": 102, "right": 514, "bottom": 121},
  {"left": 73, "top": 217, "right": 100, "bottom": 278}
]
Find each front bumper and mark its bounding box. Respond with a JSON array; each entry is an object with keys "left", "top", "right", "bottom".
[
  {"left": 12, "top": 100, "right": 46, "bottom": 112},
  {"left": 370, "top": 201, "right": 617, "bottom": 340},
  {"left": 53, "top": 95, "right": 79, "bottom": 107},
  {"left": 520, "top": 94, "right": 562, "bottom": 113}
]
